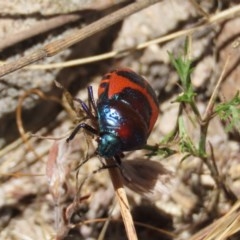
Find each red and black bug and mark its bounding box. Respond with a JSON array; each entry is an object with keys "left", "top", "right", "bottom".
[
  {"left": 66, "top": 68, "right": 173, "bottom": 194},
  {"left": 67, "top": 68, "right": 159, "bottom": 160}
]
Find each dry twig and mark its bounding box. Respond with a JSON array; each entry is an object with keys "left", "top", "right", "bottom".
[
  {"left": 0, "top": 14, "right": 82, "bottom": 51},
  {"left": 190, "top": 200, "right": 240, "bottom": 240},
  {"left": 22, "top": 4, "right": 240, "bottom": 70},
  {"left": 16, "top": 89, "right": 61, "bottom": 158},
  {"left": 105, "top": 158, "right": 138, "bottom": 240},
  {"left": 0, "top": 0, "right": 162, "bottom": 77}
]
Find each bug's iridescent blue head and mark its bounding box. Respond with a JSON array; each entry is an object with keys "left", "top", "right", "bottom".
[{"left": 97, "top": 133, "right": 121, "bottom": 158}]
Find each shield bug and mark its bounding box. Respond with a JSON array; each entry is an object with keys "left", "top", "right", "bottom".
[{"left": 67, "top": 68, "right": 159, "bottom": 159}]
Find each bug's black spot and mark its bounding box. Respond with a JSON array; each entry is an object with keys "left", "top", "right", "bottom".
[
  {"left": 117, "top": 87, "right": 152, "bottom": 127},
  {"left": 145, "top": 83, "right": 159, "bottom": 106},
  {"left": 116, "top": 70, "right": 159, "bottom": 106},
  {"left": 99, "top": 82, "right": 108, "bottom": 89},
  {"left": 116, "top": 70, "right": 146, "bottom": 88}
]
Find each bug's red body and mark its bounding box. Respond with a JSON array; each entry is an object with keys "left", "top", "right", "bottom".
[{"left": 96, "top": 68, "right": 159, "bottom": 157}]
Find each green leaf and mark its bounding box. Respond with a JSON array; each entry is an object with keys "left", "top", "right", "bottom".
[
  {"left": 168, "top": 52, "right": 193, "bottom": 91},
  {"left": 178, "top": 117, "right": 197, "bottom": 155},
  {"left": 215, "top": 92, "right": 240, "bottom": 132},
  {"left": 156, "top": 147, "right": 177, "bottom": 158},
  {"left": 176, "top": 91, "right": 196, "bottom": 103}
]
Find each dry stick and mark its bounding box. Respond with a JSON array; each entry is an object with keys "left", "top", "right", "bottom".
[
  {"left": 81, "top": 218, "right": 176, "bottom": 238},
  {"left": 188, "top": 0, "right": 210, "bottom": 19},
  {"left": 16, "top": 89, "right": 61, "bottom": 159},
  {"left": 0, "top": 14, "right": 83, "bottom": 51},
  {"left": 0, "top": 0, "right": 124, "bottom": 52},
  {"left": 25, "top": 4, "right": 240, "bottom": 70},
  {"left": 0, "top": 0, "right": 161, "bottom": 78},
  {"left": 137, "top": 4, "right": 240, "bottom": 48},
  {"left": 105, "top": 158, "right": 138, "bottom": 240},
  {"left": 203, "top": 55, "right": 230, "bottom": 120},
  {"left": 200, "top": 55, "right": 238, "bottom": 202},
  {"left": 190, "top": 200, "right": 240, "bottom": 240},
  {"left": 0, "top": 137, "right": 26, "bottom": 158}
]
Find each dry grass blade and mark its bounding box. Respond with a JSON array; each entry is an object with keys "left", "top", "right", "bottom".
[
  {"left": 97, "top": 201, "right": 116, "bottom": 240},
  {"left": 105, "top": 158, "right": 138, "bottom": 240},
  {"left": 190, "top": 200, "right": 240, "bottom": 240},
  {"left": 136, "top": 4, "right": 240, "bottom": 49},
  {"left": 16, "top": 89, "right": 60, "bottom": 159},
  {"left": 188, "top": 0, "right": 210, "bottom": 18},
  {"left": 0, "top": 137, "right": 26, "bottom": 158},
  {"left": 0, "top": 14, "right": 82, "bottom": 51},
  {"left": 0, "top": 0, "right": 162, "bottom": 77},
  {"left": 203, "top": 55, "right": 230, "bottom": 120},
  {"left": 22, "top": 4, "right": 240, "bottom": 70}
]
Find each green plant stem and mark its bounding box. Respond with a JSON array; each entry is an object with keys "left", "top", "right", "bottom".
[
  {"left": 190, "top": 102, "right": 201, "bottom": 120},
  {"left": 198, "top": 121, "right": 208, "bottom": 158},
  {"left": 199, "top": 119, "right": 237, "bottom": 202}
]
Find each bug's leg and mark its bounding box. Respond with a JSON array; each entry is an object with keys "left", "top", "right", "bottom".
[
  {"left": 74, "top": 98, "right": 95, "bottom": 120},
  {"left": 67, "top": 123, "right": 98, "bottom": 142},
  {"left": 113, "top": 155, "right": 132, "bottom": 182},
  {"left": 87, "top": 86, "right": 98, "bottom": 116},
  {"left": 114, "top": 154, "right": 122, "bottom": 165},
  {"left": 75, "top": 157, "right": 91, "bottom": 171},
  {"left": 92, "top": 163, "right": 118, "bottom": 174},
  {"left": 93, "top": 157, "right": 120, "bottom": 173}
]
